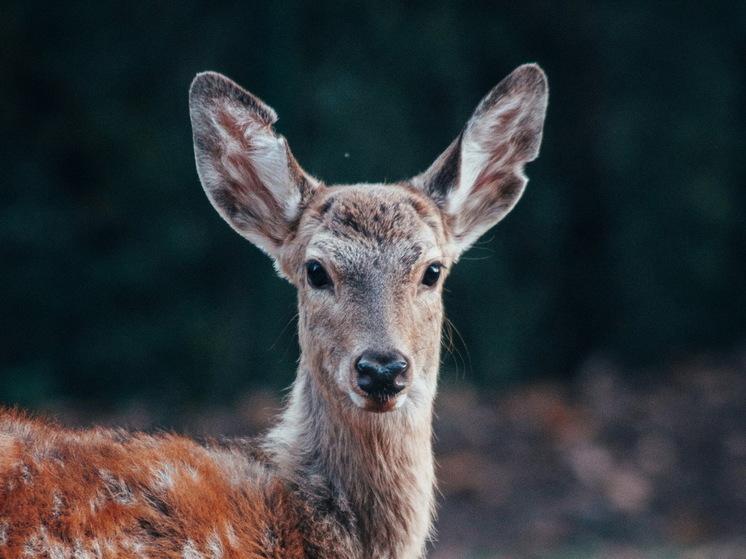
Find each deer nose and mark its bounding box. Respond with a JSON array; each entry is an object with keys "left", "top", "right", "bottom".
[{"left": 355, "top": 350, "right": 409, "bottom": 398}]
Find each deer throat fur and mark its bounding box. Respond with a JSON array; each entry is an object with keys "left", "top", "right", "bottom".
[{"left": 262, "top": 367, "right": 437, "bottom": 559}]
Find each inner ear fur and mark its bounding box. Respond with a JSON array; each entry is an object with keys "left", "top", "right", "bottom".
[
  {"left": 189, "top": 72, "right": 318, "bottom": 258},
  {"left": 413, "top": 64, "right": 548, "bottom": 256}
]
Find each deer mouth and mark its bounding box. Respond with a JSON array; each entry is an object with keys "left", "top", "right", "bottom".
[{"left": 349, "top": 390, "right": 409, "bottom": 413}]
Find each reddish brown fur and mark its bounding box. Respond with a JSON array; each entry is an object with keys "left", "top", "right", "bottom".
[{"left": 0, "top": 410, "right": 306, "bottom": 558}]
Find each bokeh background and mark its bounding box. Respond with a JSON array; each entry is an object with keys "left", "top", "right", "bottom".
[{"left": 2, "top": 1, "right": 745, "bottom": 558}]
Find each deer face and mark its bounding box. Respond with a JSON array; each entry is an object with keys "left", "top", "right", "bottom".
[
  {"left": 189, "top": 65, "right": 547, "bottom": 414},
  {"left": 281, "top": 184, "right": 451, "bottom": 412}
]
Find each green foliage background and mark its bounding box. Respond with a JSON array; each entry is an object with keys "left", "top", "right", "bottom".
[{"left": 2, "top": 1, "right": 744, "bottom": 409}]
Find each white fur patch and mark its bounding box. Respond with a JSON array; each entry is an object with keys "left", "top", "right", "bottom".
[
  {"left": 450, "top": 95, "right": 523, "bottom": 216},
  {"left": 182, "top": 539, "right": 204, "bottom": 559},
  {"left": 349, "top": 392, "right": 368, "bottom": 409},
  {"left": 209, "top": 102, "right": 297, "bottom": 221},
  {"left": 151, "top": 462, "right": 176, "bottom": 491},
  {"left": 393, "top": 393, "right": 408, "bottom": 409},
  {"left": 0, "top": 520, "right": 8, "bottom": 546},
  {"left": 99, "top": 469, "right": 135, "bottom": 505},
  {"left": 207, "top": 532, "right": 224, "bottom": 559},
  {"left": 224, "top": 523, "right": 238, "bottom": 548},
  {"left": 51, "top": 491, "right": 63, "bottom": 518},
  {"left": 72, "top": 540, "right": 92, "bottom": 559}
]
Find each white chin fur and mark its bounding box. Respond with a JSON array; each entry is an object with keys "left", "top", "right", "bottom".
[{"left": 349, "top": 392, "right": 368, "bottom": 408}]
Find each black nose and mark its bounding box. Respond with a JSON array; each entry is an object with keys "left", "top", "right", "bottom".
[{"left": 355, "top": 350, "right": 409, "bottom": 399}]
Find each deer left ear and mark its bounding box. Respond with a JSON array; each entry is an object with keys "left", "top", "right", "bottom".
[{"left": 413, "top": 64, "right": 548, "bottom": 258}]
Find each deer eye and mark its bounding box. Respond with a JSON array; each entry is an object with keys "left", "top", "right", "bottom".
[
  {"left": 421, "top": 263, "right": 443, "bottom": 287},
  {"left": 306, "top": 260, "right": 332, "bottom": 289}
]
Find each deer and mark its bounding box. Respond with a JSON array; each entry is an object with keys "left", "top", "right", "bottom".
[{"left": 0, "top": 64, "right": 547, "bottom": 558}]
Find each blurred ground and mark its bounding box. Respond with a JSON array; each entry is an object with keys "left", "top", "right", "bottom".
[
  {"left": 431, "top": 351, "right": 746, "bottom": 559},
  {"left": 44, "top": 350, "right": 746, "bottom": 559}
]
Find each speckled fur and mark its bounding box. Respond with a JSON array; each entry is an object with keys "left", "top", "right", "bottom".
[{"left": 0, "top": 65, "right": 547, "bottom": 558}]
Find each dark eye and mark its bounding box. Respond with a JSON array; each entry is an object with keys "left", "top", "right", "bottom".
[
  {"left": 422, "top": 263, "right": 442, "bottom": 287},
  {"left": 306, "top": 260, "right": 332, "bottom": 289}
]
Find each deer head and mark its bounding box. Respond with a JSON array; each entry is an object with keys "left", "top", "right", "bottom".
[{"left": 189, "top": 65, "right": 548, "bottom": 415}]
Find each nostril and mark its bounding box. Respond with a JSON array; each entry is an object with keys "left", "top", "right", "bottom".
[
  {"left": 383, "top": 361, "right": 408, "bottom": 378},
  {"left": 384, "top": 361, "right": 408, "bottom": 391},
  {"left": 355, "top": 359, "right": 378, "bottom": 391},
  {"left": 355, "top": 359, "right": 380, "bottom": 376}
]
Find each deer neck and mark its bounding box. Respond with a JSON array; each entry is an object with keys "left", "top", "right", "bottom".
[{"left": 265, "top": 361, "right": 436, "bottom": 559}]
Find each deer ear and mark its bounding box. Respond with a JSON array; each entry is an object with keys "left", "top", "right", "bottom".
[
  {"left": 189, "top": 72, "right": 319, "bottom": 258},
  {"left": 413, "top": 64, "right": 548, "bottom": 258}
]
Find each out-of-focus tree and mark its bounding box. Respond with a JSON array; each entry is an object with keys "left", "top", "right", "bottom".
[{"left": 1, "top": 0, "right": 744, "bottom": 409}]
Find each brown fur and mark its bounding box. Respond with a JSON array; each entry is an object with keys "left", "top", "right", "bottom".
[
  {"left": 0, "top": 410, "right": 305, "bottom": 558},
  {"left": 0, "top": 65, "right": 547, "bottom": 558}
]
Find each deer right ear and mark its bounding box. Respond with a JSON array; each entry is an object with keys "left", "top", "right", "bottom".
[
  {"left": 189, "top": 72, "right": 319, "bottom": 258},
  {"left": 413, "top": 64, "right": 548, "bottom": 259}
]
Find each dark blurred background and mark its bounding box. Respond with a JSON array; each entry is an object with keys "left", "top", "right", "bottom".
[
  {"left": 0, "top": 0, "right": 746, "bottom": 559},
  {"left": 2, "top": 0, "right": 743, "bottom": 408},
  {"left": 1, "top": 2, "right": 745, "bottom": 556}
]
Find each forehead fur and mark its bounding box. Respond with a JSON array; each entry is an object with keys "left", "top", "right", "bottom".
[
  {"left": 289, "top": 183, "right": 450, "bottom": 273},
  {"left": 320, "top": 184, "right": 443, "bottom": 242}
]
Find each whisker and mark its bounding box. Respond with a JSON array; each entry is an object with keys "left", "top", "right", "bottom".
[
  {"left": 442, "top": 317, "right": 471, "bottom": 380},
  {"left": 269, "top": 312, "right": 299, "bottom": 350}
]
